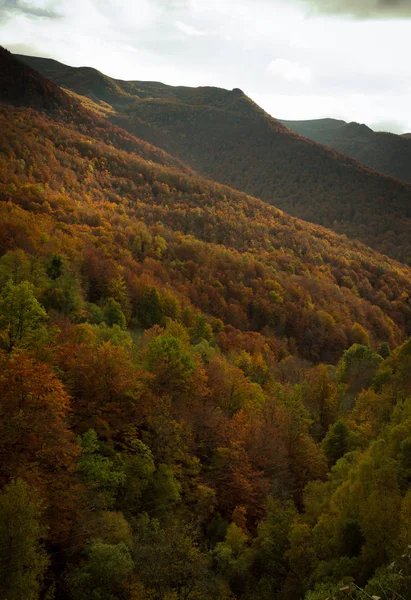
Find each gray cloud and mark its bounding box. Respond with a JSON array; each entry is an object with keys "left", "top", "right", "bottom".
[
  {"left": 300, "top": 0, "right": 411, "bottom": 18},
  {"left": 0, "top": 0, "right": 60, "bottom": 21}
]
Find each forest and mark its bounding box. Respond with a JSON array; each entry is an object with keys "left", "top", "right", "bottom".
[
  {"left": 0, "top": 48, "right": 411, "bottom": 600},
  {"left": 19, "top": 52, "right": 411, "bottom": 265}
]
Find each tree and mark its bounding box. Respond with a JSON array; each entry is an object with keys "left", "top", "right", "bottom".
[
  {"left": 77, "top": 430, "right": 125, "bottom": 509},
  {"left": 67, "top": 540, "right": 134, "bottom": 600},
  {"left": 107, "top": 273, "right": 131, "bottom": 319},
  {"left": 45, "top": 252, "right": 64, "bottom": 280},
  {"left": 214, "top": 522, "right": 252, "bottom": 594},
  {"left": 0, "top": 280, "right": 47, "bottom": 350},
  {"left": 134, "top": 286, "right": 164, "bottom": 329},
  {"left": 338, "top": 344, "right": 383, "bottom": 407},
  {"left": 0, "top": 479, "right": 49, "bottom": 600},
  {"left": 133, "top": 515, "right": 220, "bottom": 599},
  {"left": 350, "top": 322, "right": 370, "bottom": 346},
  {"left": 143, "top": 463, "right": 181, "bottom": 517},
  {"left": 0, "top": 249, "right": 45, "bottom": 289},
  {"left": 0, "top": 350, "right": 78, "bottom": 505},
  {"left": 103, "top": 297, "right": 126, "bottom": 329},
  {"left": 322, "top": 421, "right": 357, "bottom": 466},
  {"left": 284, "top": 522, "right": 317, "bottom": 599},
  {"left": 42, "top": 272, "right": 83, "bottom": 316},
  {"left": 303, "top": 365, "right": 337, "bottom": 439},
  {"left": 190, "top": 314, "right": 213, "bottom": 344},
  {"left": 144, "top": 333, "right": 196, "bottom": 397},
  {"left": 250, "top": 498, "right": 297, "bottom": 599},
  {"left": 58, "top": 339, "right": 139, "bottom": 437},
  {"left": 378, "top": 341, "right": 391, "bottom": 359},
  {"left": 117, "top": 439, "right": 155, "bottom": 512}
]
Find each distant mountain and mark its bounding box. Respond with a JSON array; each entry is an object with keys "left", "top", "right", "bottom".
[
  {"left": 280, "top": 117, "right": 411, "bottom": 185},
  {"left": 0, "top": 47, "right": 75, "bottom": 111},
  {"left": 18, "top": 54, "right": 411, "bottom": 265}
]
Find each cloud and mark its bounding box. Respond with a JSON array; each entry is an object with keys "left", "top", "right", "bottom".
[
  {"left": 267, "top": 58, "right": 312, "bottom": 83},
  {"left": 370, "top": 120, "right": 409, "bottom": 134},
  {"left": 175, "top": 20, "right": 207, "bottom": 36},
  {"left": 1, "top": 0, "right": 60, "bottom": 20},
  {"left": 1, "top": 0, "right": 410, "bottom": 133},
  {"left": 298, "top": 0, "right": 411, "bottom": 18}
]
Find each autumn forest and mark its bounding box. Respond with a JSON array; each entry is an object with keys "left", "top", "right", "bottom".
[{"left": 0, "top": 47, "right": 411, "bottom": 600}]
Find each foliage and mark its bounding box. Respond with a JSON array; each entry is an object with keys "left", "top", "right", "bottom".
[
  {"left": 0, "top": 479, "right": 49, "bottom": 600},
  {"left": 0, "top": 47, "right": 410, "bottom": 600},
  {"left": 0, "top": 280, "right": 47, "bottom": 350}
]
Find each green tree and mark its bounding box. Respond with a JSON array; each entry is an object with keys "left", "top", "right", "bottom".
[
  {"left": 134, "top": 286, "right": 164, "bottom": 329},
  {"left": 0, "top": 280, "right": 47, "bottom": 350},
  {"left": 322, "top": 421, "right": 357, "bottom": 466},
  {"left": 284, "top": 522, "right": 317, "bottom": 598},
  {"left": 118, "top": 439, "right": 155, "bottom": 512},
  {"left": 67, "top": 540, "right": 134, "bottom": 600},
  {"left": 0, "top": 249, "right": 45, "bottom": 289},
  {"left": 103, "top": 297, "right": 126, "bottom": 329},
  {"left": 214, "top": 522, "right": 252, "bottom": 591},
  {"left": 250, "top": 498, "right": 297, "bottom": 598},
  {"left": 338, "top": 344, "right": 383, "bottom": 407},
  {"left": 190, "top": 314, "right": 213, "bottom": 344},
  {"left": 144, "top": 333, "right": 196, "bottom": 396},
  {"left": 0, "top": 479, "right": 49, "bottom": 600},
  {"left": 45, "top": 252, "right": 64, "bottom": 280},
  {"left": 143, "top": 463, "right": 181, "bottom": 516},
  {"left": 133, "top": 515, "right": 220, "bottom": 599},
  {"left": 378, "top": 341, "right": 391, "bottom": 359},
  {"left": 42, "top": 272, "right": 83, "bottom": 316},
  {"left": 77, "top": 430, "right": 125, "bottom": 509}
]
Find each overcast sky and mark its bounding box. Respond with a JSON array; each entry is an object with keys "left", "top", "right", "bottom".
[{"left": 1, "top": 0, "right": 411, "bottom": 132}]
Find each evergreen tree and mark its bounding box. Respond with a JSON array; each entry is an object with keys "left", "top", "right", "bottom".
[{"left": 322, "top": 421, "right": 357, "bottom": 466}]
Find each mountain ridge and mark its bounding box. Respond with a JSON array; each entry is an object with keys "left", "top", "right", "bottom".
[
  {"left": 280, "top": 116, "right": 411, "bottom": 184},
  {"left": 17, "top": 53, "right": 411, "bottom": 265}
]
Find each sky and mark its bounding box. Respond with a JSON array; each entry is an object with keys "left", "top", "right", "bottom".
[{"left": 1, "top": 0, "right": 411, "bottom": 133}]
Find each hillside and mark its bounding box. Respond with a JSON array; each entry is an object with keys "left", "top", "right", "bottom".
[
  {"left": 2, "top": 107, "right": 411, "bottom": 359},
  {"left": 18, "top": 53, "right": 411, "bottom": 265},
  {"left": 0, "top": 47, "right": 75, "bottom": 111},
  {"left": 281, "top": 117, "right": 411, "bottom": 185},
  {"left": 1, "top": 48, "right": 411, "bottom": 600}
]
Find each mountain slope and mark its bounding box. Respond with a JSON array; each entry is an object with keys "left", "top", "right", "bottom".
[
  {"left": 1, "top": 53, "right": 411, "bottom": 365},
  {"left": 0, "top": 48, "right": 193, "bottom": 175},
  {"left": 2, "top": 47, "right": 411, "bottom": 600},
  {"left": 280, "top": 117, "right": 411, "bottom": 185},
  {"left": 0, "top": 47, "right": 75, "bottom": 111},
  {"left": 18, "top": 53, "right": 411, "bottom": 265}
]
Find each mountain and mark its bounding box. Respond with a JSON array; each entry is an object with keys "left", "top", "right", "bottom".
[
  {"left": 0, "top": 47, "right": 75, "bottom": 111},
  {"left": 0, "top": 49, "right": 409, "bottom": 362},
  {"left": 1, "top": 47, "right": 411, "bottom": 600},
  {"left": 18, "top": 53, "right": 411, "bottom": 265},
  {"left": 280, "top": 117, "right": 411, "bottom": 185}
]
